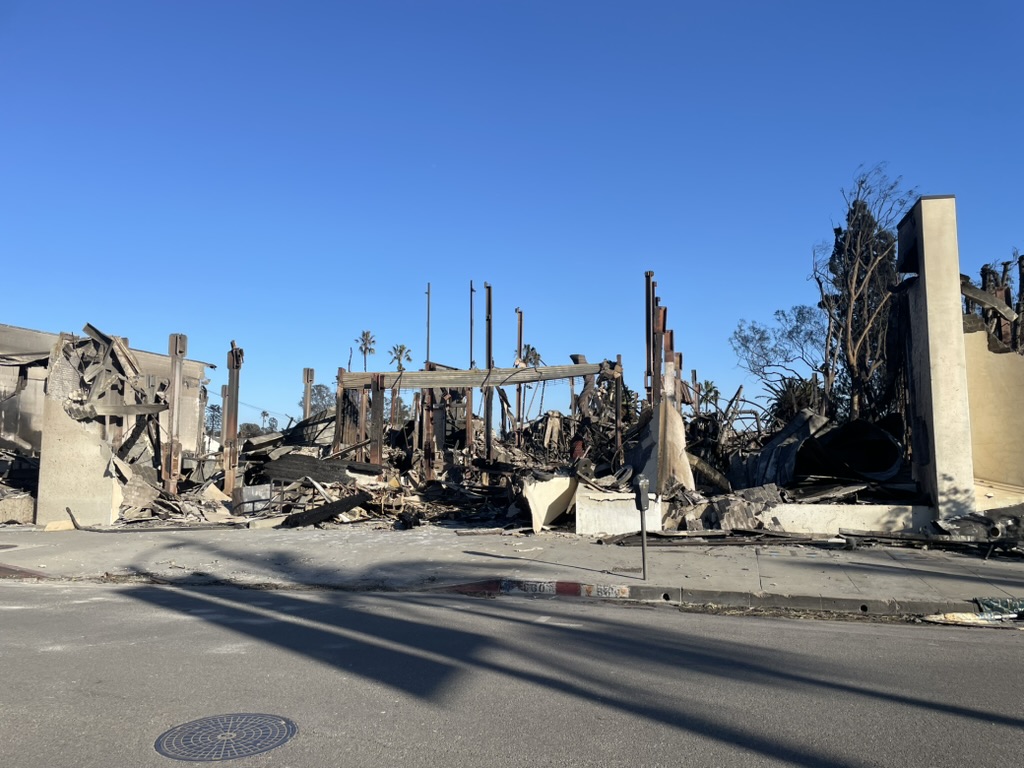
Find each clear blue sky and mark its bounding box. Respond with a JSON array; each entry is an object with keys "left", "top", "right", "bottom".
[{"left": 2, "top": 1, "right": 1021, "bottom": 427}]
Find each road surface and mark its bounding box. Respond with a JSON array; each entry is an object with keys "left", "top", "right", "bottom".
[{"left": 0, "top": 581, "right": 1020, "bottom": 767}]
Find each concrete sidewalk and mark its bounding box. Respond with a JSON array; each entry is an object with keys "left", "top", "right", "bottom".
[{"left": 1, "top": 523, "right": 1022, "bottom": 616}]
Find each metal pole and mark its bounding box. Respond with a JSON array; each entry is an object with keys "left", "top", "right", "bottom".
[
  {"left": 635, "top": 474, "right": 650, "bottom": 581},
  {"left": 223, "top": 341, "right": 243, "bottom": 495},
  {"left": 302, "top": 368, "right": 314, "bottom": 420},
  {"left": 333, "top": 367, "right": 345, "bottom": 454},
  {"left": 644, "top": 271, "right": 654, "bottom": 402},
  {"left": 426, "top": 282, "right": 431, "bottom": 366},
  {"left": 164, "top": 333, "right": 187, "bottom": 494},
  {"left": 370, "top": 374, "right": 384, "bottom": 465},
  {"left": 515, "top": 306, "right": 523, "bottom": 442},
  {"left": 615, "top": 354, "right": 623, "bottom": 456},
  {"left": 422, "top": 384, "right": 433, "bottom": 480},
  {"left": 640, "top": 505, "right": 648, "bottom": 581},
  {"left": 469, "top": 280, "right": 475, "bottom": 368},
  {"left": 484, "top": 282, "right": 493, "bottom": 467},
  {"left": 358, "top": 390, "right": 368, "bottom": 462}
]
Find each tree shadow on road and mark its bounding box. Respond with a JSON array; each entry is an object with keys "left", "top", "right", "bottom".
[{"left": 120, "top": 541, "right": 1024, "bottom": 768}]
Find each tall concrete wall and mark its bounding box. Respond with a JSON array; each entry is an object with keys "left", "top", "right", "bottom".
[
  {"left": 35, "top": 342, "right": 122, "bottom": 526},
  {"left": 897, "top": 196, "right": 976, "bottom": 517}
]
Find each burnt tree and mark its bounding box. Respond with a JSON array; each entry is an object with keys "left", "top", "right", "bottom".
[{"left": 814, "top": 165, "right": 914, "bottom": 421}]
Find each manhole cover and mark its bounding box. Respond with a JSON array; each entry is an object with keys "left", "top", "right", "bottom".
[{"left": 154, "top": 713, "right": 297, "bottom": 762}]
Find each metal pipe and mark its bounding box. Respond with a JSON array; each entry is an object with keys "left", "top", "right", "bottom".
[
  {"left": 469, "top": 280, "right": 475, "bottom": 368},
  {"left": 515, "top": 306, "right": 523, "bottom": 443},
  {"left": 484, "top": 282, "right": 493, "bottom": 466}
]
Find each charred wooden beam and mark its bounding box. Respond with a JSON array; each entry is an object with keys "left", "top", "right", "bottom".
[{"left": 279, "top": 490, "right": 373, "bottom": 528}]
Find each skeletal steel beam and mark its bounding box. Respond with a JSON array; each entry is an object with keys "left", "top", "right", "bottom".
[{"left": 337, "top": 363, "right": 603, "bottom": 390}]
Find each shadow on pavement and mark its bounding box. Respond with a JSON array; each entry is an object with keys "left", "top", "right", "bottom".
[{"left": 121, "top": 541, "right": 1024, "bottom": 768}]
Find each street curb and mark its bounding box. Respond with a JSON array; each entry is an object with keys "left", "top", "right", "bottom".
[
  {"left": 0, "top": 566, "right": 981, "bottom": 618},
  {"left": 431, "top": 578, "right": 978, "bottom": 617}
]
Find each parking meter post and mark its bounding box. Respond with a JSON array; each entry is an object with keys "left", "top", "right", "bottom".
[{"left": 634, "top": 475, "right": 650, "bottom": 581}]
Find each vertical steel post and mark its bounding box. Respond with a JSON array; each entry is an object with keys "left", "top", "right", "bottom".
[
  {"left": 484, "top": 282, "right": 493, "bottom": 465},
  {"left": 422, "top": 382, "right": 434, "bottom": 481},
  {"left": 615, "top": 354, "right": 623, "bottom": 456},
  {"left": 469, "top": 280, "right": 475, "bottom": 368},
  {"left": 515, "top": 306, "right": 523, "bottom": 443},
  {"left": 370, "top": 374, "right": 385, "bottom": 465},
  {"left": 675, "top": 353, "right": 685, "bottom": 411},
  {"left": 664, "top": 329, "right": 676, "bottom": 413},
  {"left": 412, "top": 391, "right": 422, "bottom": 456},
  {"left": 644, "top": 271, "right": 654, "bottom": 402},
  {"left": 426, "top": 282, "right": 431, "bottom": 366},
  {"left": 652, "top": 304, "right": 664, "bottom": 409},
  {"left": 223, "top": 341, "right": 243, "bottom": 495},
  {"left": 302, "top": 368, "right": 314, "bottom": 420},
  {"left": 163, "top": 333, "right": 187, "bottom": 494},
  {"left": 465, "top": 385, "right": 475, "bottom": 458},
  {"left": 333, "top": 368, "right": 345, "bottom": 454},
  {"left": 358, "top": 389, "right": 368, "bottom": 462}
]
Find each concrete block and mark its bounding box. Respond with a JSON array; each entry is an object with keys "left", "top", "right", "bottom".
[
  {"left": 768, "top": 503, "right": 934, "bottom": 535},
  {"left": 574, "top": 489, "right": 662, "bottom": 536},
  {"left": 0, "top": 494, "right": 35, "bottom": 524}
]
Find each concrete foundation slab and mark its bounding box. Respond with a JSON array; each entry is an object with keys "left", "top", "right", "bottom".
[
  {"left": 769, "top": 503, "right": 934, "bottom": 535},
  {"left": 574, "top": 489, "right": 662, "bottom": 536}
]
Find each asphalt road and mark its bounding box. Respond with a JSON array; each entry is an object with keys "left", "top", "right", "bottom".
[{"left": 0, "top": 582, "right": 1020, "bottom": 768}]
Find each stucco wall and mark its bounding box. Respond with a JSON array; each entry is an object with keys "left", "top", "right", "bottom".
[{"left": 964, "top": 330, "right": 1024, "bottom": 487}]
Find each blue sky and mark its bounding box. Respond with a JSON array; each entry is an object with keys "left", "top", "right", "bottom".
[{"left": 2, "top": 1, "right": 1021, "bottom": 427}]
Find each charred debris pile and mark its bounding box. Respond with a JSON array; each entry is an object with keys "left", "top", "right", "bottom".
[{"left": 2, "top": 265, "right": 1021, "bottom": 559}]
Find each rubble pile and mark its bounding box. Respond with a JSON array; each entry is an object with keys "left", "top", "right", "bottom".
[{"left": 2, "top": 261, "right": 1022, "bottom": 562}]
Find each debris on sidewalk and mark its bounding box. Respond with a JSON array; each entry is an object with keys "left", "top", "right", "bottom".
[
  {"left": 922, "top": 598, "right": 1024, "bottom": 628},
  {"left": 838, "top": 507, "right": 1023, "bottom": 558}
]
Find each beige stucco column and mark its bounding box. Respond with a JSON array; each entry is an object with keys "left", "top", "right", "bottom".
[{"left": 897, "top": 195, "right": 976, "bottom": 517}]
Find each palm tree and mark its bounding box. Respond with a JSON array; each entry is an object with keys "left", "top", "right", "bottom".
[
  {"left": 389, "top": 343, "right": 412, "bottom": 372},
  {"left": 698, "top": 379, "right": 720, "bottom": 411},
  {"left": 520, "top": 343, "right": 542, "bottom": 367},
  {"left": 356, "top": 330, "right": 376, "bottom": 372}
]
